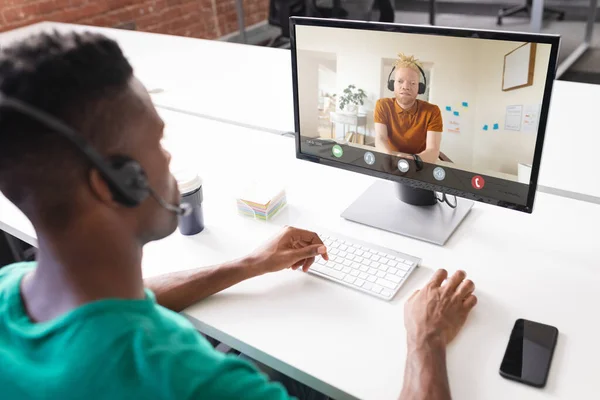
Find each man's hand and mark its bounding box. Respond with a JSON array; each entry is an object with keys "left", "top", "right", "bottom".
[
  {"left": 248, "top": 226, "right": 329, "bottom": 275},
  {"left": 404, "top": 269, "right": 477, "bottom": 348},
  {"left": 399, "top": 269, "right": 477, "bottom": 400}
]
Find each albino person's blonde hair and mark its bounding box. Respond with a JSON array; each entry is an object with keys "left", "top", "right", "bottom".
[{"left": 394, "top": 53, "right": 423, "bottom": 73}]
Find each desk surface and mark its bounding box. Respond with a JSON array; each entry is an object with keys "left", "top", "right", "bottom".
[
  {"left": 1, "top": 108, "right": 599, "bottom": 400},
  {"left": 1, "top": 22, "right": 599, "bottom": 202}
]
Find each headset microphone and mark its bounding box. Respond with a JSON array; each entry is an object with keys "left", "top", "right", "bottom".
[
  {"left": 148, "top": 187, "right": 192, "bottom": 217},
  {"left": 0, "top": 93, "right": 189, "bottom": 217}
]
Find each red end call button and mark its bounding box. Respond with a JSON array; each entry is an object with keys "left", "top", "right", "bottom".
[{"left": 471, "top": 175, "right": 485, "bottom": 190}]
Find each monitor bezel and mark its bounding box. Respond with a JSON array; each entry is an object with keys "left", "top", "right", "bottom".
[{"left": 289, "top": 16, "right": 560, "bottom": 213}]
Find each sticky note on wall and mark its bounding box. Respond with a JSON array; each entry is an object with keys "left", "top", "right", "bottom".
[
  {"left": 483, "top": 125, "right": 488, "bottom": 131},
  {"left": 493, "top": 123, "right": 499, "bottom": 130},
  {"left": 445, "top": 106, "right": 452, "bottom": 111},
  {"left": 462, "top": 102, "right": 468, "bottom": 107},
  {"left": 453, "top": 111, "right": 459, "bottom": 116}
]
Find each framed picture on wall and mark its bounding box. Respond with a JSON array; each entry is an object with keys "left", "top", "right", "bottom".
[{"left": 502, "top": 42, "right": 537, "bottom": 91}]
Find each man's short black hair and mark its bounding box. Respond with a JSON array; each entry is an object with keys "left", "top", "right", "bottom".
[{"left": 0, "top": 31, "right": 135, "bottom": 227}]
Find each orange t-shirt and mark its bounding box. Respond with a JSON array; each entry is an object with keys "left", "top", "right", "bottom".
[{"left": 374, "top": 98, "right": 443, "bottom": 154}]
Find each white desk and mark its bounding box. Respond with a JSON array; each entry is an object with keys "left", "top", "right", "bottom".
[
  {"left": 0, "top": 22, "right": 295, "bottom": 134},
  {"left": 2, "top": 109, "right": 600, "bottom": 400},
  {"left": 1, "top": 23, "right": 599, "bottom": 202}
]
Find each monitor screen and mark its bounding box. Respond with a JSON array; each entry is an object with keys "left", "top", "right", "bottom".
[{"left": 291, "top": 18, "right": 559, "bottom": 212}]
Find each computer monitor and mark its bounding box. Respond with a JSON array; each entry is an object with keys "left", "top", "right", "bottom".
[{"left": 290, "top": 17, "right": 560, "bottom": 245}]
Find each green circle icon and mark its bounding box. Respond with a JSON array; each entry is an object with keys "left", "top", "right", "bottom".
[{"left": 332, "top": 144, "right": 343, "bottom": 158}]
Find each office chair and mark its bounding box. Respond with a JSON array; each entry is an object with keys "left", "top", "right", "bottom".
[
  {"left": 496, "top": 0, "right": 565, "bottom": 26},
  {"left": 267, "top": 0, "right": 307, "bottom": 47},
  {"left": 268, "top": 1, "right": 375, "bottom": 47}
]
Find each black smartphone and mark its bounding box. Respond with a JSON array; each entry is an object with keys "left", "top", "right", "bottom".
[{"left": 499, "top": 319, "right": 559, "bottom": 388}]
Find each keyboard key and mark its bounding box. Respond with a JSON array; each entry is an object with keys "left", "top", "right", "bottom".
[
  {"left": 333, "top": 264, "right": 343, "bottom": 271},
  {"left": 388, "top": 267, "right": 397, "bottom": 274},
  {"left": 324, "top": 240, "right": 333, "bottom": 246},
  {"left": 347, "top": 254, "right": 355, "bottom": 261},
  {"left": 344, "top": 276, "right": 356, "bottom": 284},
  {"left": 362, "top": 282, "right": 373, "bottom": 290},
  {"left": 378, "top": 264, "right": 388, "bottom": 272},
  {"left": 376, "top": 271, "right": 386, "bottom": 278},
  {"left": 316, "top": 258, "right": 326, "bottom": 265},
  {"left": 352, "top": 262, "right": 361, "bottom": 269},
  {"left": 381, "top": 257, "right": 390, "bottom": 265},
  {"left": 378, "top": 252, "right": 386, "bottom": 256},
  {"left": 355, "top": 250, "right": 364, "bottom": 256},
  {"left": 347, "top": 247, "right": 355, "bottom": 254},
  {"left": 354, "top": 256, "right": 363, "bottom": 263},
  {"left": 362, "top": 260, "right": 371, "bottom": 267},
  {"left": 397, "top": 263, "right": 411, "bottom": 272},
  {"left": 340, "top": 245, "right": 348, "bottom": 251},
  {"left": 350, "top": 270, "right": 359, "bottom": 277},
  {"left": 363, "top": 253, "right": 372, "bottom": 260},
  {"left": 371, "top": 262, "right": 380, "bottom": 268},
  {"left": 367, "top": 276, "right": 377, "bottom": 283},
  {"left": 385, "top": 274, "right": 402, "bottom": 284},
  {"left": 368, "top": 268, "right": 378, "bottom": 275},
  {"left": 371, "top": 255, "right": 381, "bottom": 262},
  {"left": 354, "top": 279, "right": 365, "bottom": 287},
  {"left": 381, "top": 289, "right": 392, "bottom": 298},
  {"left": 310, "top": 265, "right": 345, "bottom": 280},
  {"left": 359, "top": 265, "right": 368, "bottom": 272},
  {"left": 359, "top": 272, "right": 368, "bottom": 279},
  {"left": 371, "top": 285, "right": 383, "bottom": 294},
  {"left": 376, "top": 278, "right": 397, "bottom": 290},
  {"left": 396, "top": 269, "right": 407, "bottom": 278},
  {"left": 331, "top": 249, "right": 340, "bottom": 255},
  {"left": 404, "top": 260, "right": 413, "bottom": 266},
  {"left": 332, "top": 242, "right": 340, "bottom": 248},
  {"left": 343, "top": 260, "right": 352, "bottom": 267},
  {"left": 339, "top": 251, "right": 347, "bottom": 258},
  {"left": 342, "top": 267, "right": 351, "bottom": 273},
  {"left": 388, "top": 260, "right": 398, "bottom": 267}
]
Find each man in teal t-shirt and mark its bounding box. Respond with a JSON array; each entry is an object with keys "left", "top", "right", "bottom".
[{"left": 0, "top": 32, "right": 477, "bottom": 400}]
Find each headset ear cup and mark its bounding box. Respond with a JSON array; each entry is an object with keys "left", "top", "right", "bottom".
[
  {"left": 388, "top": 80, "right": 395, "bottom": 91},
  {"left": 107, "top": 155, "right": 150, "bottom": 207},
  {"left": 418, "top": 82, "right": 426, "bottom": 95}
]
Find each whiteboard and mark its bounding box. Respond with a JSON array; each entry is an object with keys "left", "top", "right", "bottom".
[{"left": 502, "top": 43, "right": 535, "bottom": 91}]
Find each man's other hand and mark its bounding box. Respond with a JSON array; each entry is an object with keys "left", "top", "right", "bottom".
[
  {"left": 248, "top": 226, "right": 329, "bottom": 275},
  {"left": 404, "top": 269, "right": 477, "bottom": 347}
]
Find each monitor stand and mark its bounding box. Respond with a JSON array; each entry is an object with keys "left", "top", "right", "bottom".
[{"left": 341, "top": 180, "right": 473, "bottom": 245}]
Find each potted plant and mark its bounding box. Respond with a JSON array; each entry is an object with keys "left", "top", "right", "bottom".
[{"left": 339, "top": 85, "right": 367, "bottom": 114}]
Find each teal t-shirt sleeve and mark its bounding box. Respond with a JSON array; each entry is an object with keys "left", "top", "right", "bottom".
[{"left": 141, "top": 328, "right": 293, "bottom": 400}]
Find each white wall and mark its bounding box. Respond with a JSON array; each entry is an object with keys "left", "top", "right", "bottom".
[
  {"left": 473, "top": 41, "right": 550, "bottom": 175},
  {"left": 295, "top": 25, "right": 551, "bottom": 176},
  {"left": 296, "top": 50, "right": 329, "bottom": 138}
]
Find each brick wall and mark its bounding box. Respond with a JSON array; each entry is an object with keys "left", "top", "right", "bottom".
[{"left": 0, "top": 0, "right": 270, "bottom": 39}]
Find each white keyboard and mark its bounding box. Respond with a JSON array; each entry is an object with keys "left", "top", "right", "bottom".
[{"left": 308, "top": 231, "right": 420, "bottom": 301}]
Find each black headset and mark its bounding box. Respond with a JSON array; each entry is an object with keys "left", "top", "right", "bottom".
[
  {"left": 387, "top": 64, "right": 427, "bottom": 95},
  {"left": 0, "top": 94, "right": 190, "bottom": 216}
]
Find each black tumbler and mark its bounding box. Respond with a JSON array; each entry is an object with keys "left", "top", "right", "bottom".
[{"left": 177, "top": 174, "right": 204, "bottom": 236}]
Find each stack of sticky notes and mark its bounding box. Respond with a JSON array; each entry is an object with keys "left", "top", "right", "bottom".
[{"left": 236, "top": 181, "right": 287, "bottom": 221}]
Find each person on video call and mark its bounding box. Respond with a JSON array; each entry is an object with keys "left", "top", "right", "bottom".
[
  {"left": 375, "top": 53, "right": 443, "bottom": 164},
  {"left": 0, "top": 32, "right": 476, "bottom": 400}
]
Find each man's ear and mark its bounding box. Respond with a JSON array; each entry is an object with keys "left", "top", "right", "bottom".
[{"left": 88, "top": 169, "right": 117, "bottom": 206}]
